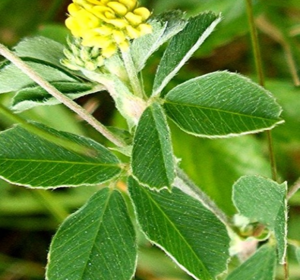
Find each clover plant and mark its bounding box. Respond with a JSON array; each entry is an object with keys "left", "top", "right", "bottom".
[{"left": 0, "top": 0, "right": 293, "bottom": 279}]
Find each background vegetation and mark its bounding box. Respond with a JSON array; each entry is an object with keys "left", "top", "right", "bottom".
[{"left": 0, "top": 0, "right": 299, "bottom": 279}]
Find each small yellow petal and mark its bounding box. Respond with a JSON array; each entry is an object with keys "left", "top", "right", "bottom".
[
  {"left": 74, "top": 0, "right": 93, "bottom": 10},
  {"left": 107, "top": 2, "right": 128, "bottom": 16},
  {"left": 102, "top": 43, "right": 118, "bottom": 57},
  {"left": 67, "top": 3, "right": 81, "bottom": 15},
  {"left": 65, "top": 18, "right": 82, "bottom": 37},
  {"left": 82, "top": 34, "right": 111, "bottom": 48},
  {"left": 126, "top": 25, "right": 140, "bottom": 38},
  {"left": 91, "top": 5, "right": 112, "bottom": 18},
  {"left": 85, "top": 0, "right": 103, "bottom": 5},
  {"left": 113, "top": 30, "right": 126, "bottom": 44},
  {"left": 125, "top": 12, "right": 142, "bottom": 26},
  {"left": 134, "top": 7, "right": 151, "bottom": 21},
  {"left": 138, "top": 23, "right": 152, "bottom": 35},
  {"left": 106, "top": 18, "right": 128, "bottom": 28},
  {"left": 94, "top": 25, "right": 113, "bottom": 35},
  {"left": 118, "top": 0, "right": 137, "bottom": 11},
  {"left": 118, "top": 40, "right": 129, "bottom": 51},
  {"left": 104, "top": 11, "right": 116, "bottom": 20}
]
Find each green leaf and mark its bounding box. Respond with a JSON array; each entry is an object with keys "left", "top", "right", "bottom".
[
  {"left": 11, "top": 81, "right": 104, "bottom": 112},
  {"left": 131, "top": 10, "right": 187, "bottom": 72},
  {"left": 128, "top": 176, "right": 230, "bottom": 280},
  {"left": 163, "top": 71, "right": 283, "bottom": 138},
  {"left": 0, "top": 124, "right": 121, "bottom": 188},
  {"left": 46, "top": 188, "right": 137, "bottom": 280},
  {"left": 152, "top": 12, "right": 221, "bottom": 96},
  {"left": 13, "top": 36, "right": 65, "bottom": 69},
  {"left": 232, "top": 175, "right": 287, "bottom": 263},
  {"left": 131, "top": 102, "right": 175, "bottom": 190},
  {"left": 0, "top": 61, "right": 78, "bottom": 94},
  {"left": 226, "top": 244, "right": 277, "bottom": 280}
]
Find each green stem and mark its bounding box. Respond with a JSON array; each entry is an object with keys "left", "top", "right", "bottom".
[
  {"left": 246, "top": 1, "right": 286, "bottom": 278},
  {"left": 121, "top": 49, "right": 145, "bottom": 98},
  {"left": 245, "top": 0, "right": 278, "bottom": 182},
  {"left": 245, "top": 0, "right": 264, "bottom": 87},
  {"left": 0, "top": 43, "right": 126, "bottom": 148}
]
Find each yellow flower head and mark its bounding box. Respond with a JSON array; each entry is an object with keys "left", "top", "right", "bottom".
[{"left": 65, "top": 0, "right": 152, "bottom": 58}]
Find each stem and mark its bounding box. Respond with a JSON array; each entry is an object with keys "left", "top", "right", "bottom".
[
  {"left": 0, "top": 104, "right": 95, "bottom": 156},
  {"left": 246, "top": 1, "right": 287, "bottom": 278},
  {"left": 245, "top": 0, "right": 264, "bottom": 87},
  {"left": 0, "top": 43, "right": 126, "bottom": 148},
  {"left": 121, "top": 49, "right": 145, "bottom": 98},
  {"left": 245, "top": 0, "right": 278, "bottom": 182},
  {"left": 256, "top": 16, "right": 300, "bottom": 87}
]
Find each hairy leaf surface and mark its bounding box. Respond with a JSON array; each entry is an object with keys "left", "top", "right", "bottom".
[
  {"left": 233, "top": 175, "right": 287, "bottom": 263},
  {"left": 152, "top": 12, "right": 221, "bottom": 96},
  {"left": 164, "top": 71, "right": 283, "bottom": 138},
  {"left": 0, "top": 124, "right": 121, "bottom": 188},
  {"left": 129, "top": 177, "right": 230, "bottom": 280},
  {"left": 46, "top": 188, "right": 137, "bottom": 280},
  {"left": 226, "top": 245, "right": 276, "bottom": 280},
  {"left": 131, "top": 102, "right": 175, "bottom": 190}
]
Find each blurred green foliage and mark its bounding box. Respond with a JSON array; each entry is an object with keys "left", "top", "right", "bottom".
[{"left": 0, "top": 0, "right": 299, "bottom": 279}]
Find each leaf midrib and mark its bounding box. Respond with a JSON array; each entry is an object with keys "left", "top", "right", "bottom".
[
  {"left": 142, "top": 188, "right": 212, "bottom": 279},
  {"left": 164, "top": 100, "right": 280, "bottom": 121},
  {"left": 0, "top": 158, "right": 119, "bottom": 166}
]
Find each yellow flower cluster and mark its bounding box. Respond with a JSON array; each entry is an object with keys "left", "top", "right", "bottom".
[{"left": 65, "top": 0, "right": 152, "bottom": 58}]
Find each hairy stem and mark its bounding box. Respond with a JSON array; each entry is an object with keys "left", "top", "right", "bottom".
[{"left": 0, "top": 43, "right": 126, "bottom": 148}]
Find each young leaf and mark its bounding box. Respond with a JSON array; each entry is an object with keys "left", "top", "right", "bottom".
[
  {"left": 152, "top": 12, "right": 221, "bottom": 96},
  {"left": 0, "top": 61, "right": 78, "bottom": 94},
  {"left": 13, "top": 36, "right": 65, "bottom": 69},
  {"left": 46, "top": 188, "right": 137, "bottom": 280},
  {"left": 163, "top": 71, "right": 283, "bottom": 138},
  {"left": 128, "top": 176, "right": 230, "bottom": 280},
  {"left": 0, "top": 124, "right": 121, "bottom": 188},
  {"left": 226, "top": 244, "right": 277, "bottom": 280},
  {"left": 131, "top": 102, "right": 175, "bottom": 190},
  {"left": 131, "top": 10, "right": 187, "bottom": 72},
  {"left": 11, "top": 82, "right": 104, "bottom": 112},
  {"left": 233, "top": 175, "right": 287, "bottom": 263}
]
